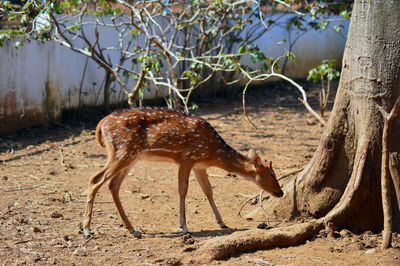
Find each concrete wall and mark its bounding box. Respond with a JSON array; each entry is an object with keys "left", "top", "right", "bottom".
[
  {"left": 234, "top": 13, "right": 348, "bottom": 78},
  {"left": 0, "top": 14, "right": 348, "bottom": 133},
  {"left": 0, "top": 39, "right": 112, "bottom": 132}
]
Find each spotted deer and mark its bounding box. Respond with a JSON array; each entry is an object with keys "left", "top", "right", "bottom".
[{"left": 83, "top": 107, "right": 283, "bottom": 238}]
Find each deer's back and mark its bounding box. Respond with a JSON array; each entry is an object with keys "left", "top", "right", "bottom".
[{"left": 99, "top": 107, "right": 227, "bottom": 163}]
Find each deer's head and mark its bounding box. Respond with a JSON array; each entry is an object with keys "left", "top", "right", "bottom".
[{"left": 248, "top": 149, "right": 283, "bottom": 198}]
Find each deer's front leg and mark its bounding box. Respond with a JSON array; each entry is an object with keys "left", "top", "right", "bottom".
[
  {"left": 193, "top": 168, "right": 227, "bottom": 229},
  {"left": 178, "top": 163, "right": 192, "bottom": 233}
]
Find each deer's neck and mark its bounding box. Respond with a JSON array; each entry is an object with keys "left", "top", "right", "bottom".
[{"left": 215, "top": 146, "right": 255, "bottom": 178}]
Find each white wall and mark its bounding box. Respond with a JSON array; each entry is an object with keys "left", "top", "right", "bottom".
[
  {"left": 0, "top": 39, "right": 108, "bottom": 132},
  {"left": 239, "top": 14, "right": 348, "bottom": 77},
  {"left": 0, "top": 14, "right": 348, "bottom": 133}
]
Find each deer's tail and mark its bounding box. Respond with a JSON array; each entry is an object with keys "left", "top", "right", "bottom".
[{"left": 95, "top": 118, "right": 106, "bottom": 147}]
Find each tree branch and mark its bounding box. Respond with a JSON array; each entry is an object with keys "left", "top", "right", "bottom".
[
  {"left": 379, "top": 95, "right": 400, "bottom": 248},
  {"left": 389, "top": 153, "right": 400, "bottom": 215}
]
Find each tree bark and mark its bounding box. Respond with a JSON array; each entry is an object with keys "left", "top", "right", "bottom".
[
  {"left": 389, "top": 153, "right": 400, "bottom": 213},
  {"left": 103, "top": 70, "right": 112, "bottom": 114},
  {"left": 266, "top": 0, "right": 400, "bottom": 233},
  {"left": 379, "top": 97, "right": 400, "bottom": 248}
]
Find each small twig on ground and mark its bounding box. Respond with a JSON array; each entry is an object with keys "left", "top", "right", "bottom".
[
  {"left": 131, "top": 248, "right": 149, "bottom": 252},
  {"left": 5, "top": 163, "right": 43, "bottom": 167},
  {"left": 236, "top": 193, "right": 256, "bottom": 198},
  {"left": 208, "top": 174, "right": 227, "bottom": 178},
  {"left": 245, "top": 256, "right": 272, "bottom": 265},
  {"left": 59, "top": 148, "right": 65, "bottom": 166},
  {"left": 82, "top": 235, "right": 93, "bottom": 246},
  {"left": 14, "top": 240, "right": 30, "bottom": 245},
  {"left": 4, "top": 184, "right": 45, "bottom": 193},
  {"left": 72, "top": 199, "right": 113, "bottom": 204},
  {"left": 257, "top": 191, "right": 270, "bottom": 220},
  {"left": 278, "top": 168, "right": 304, "bottom": 181},
  {"left": 237, "top": 191, "right": 263, "bottom": 220},
  {"left": 307, "top": 256, "right": 326, "bottom": 264},
  {"left": 138, "top": 226, "right": 146, "bottom": 234},
  {"left": 238, "top": 169, "right": 302, "bottom": 220},
  {"left": 29, "top": 174, "right": 39, "bottom": 180}
]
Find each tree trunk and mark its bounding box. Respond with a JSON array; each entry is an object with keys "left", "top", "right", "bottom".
[
  {"left": 267, "top": 0, "right": 400, "bottom": 233},
  {"left": 103, "top": 70, "right": 112, "bottom": 114}
]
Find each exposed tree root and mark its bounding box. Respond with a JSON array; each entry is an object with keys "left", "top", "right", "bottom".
[{"left": 185, "top": 221, "right": 324, "bottom": 264}]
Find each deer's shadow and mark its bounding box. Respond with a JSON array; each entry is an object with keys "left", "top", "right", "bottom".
[{"left": 144, "top": 227, "right": 246, "bottom": 239}]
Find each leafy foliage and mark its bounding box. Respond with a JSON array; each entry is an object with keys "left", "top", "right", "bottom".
[
  {"left": 307, "top": 59, "right": 340, "bottom": 83},
  {"left": 307, "top": 59, "right": 340, "bottom": 116}
]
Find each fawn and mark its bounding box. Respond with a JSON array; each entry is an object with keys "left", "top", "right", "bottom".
[{"left": 83, "top": 107, "right": 283, "bottom": 238}]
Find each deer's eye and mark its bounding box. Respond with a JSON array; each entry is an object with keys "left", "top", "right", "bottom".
[{"left": 271, "top": 172, "right": 276, "bottom": 178}]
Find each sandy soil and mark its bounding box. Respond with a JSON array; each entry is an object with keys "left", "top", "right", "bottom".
[{"left": 1, "top": 82, "right": 399, "bottom": 265}]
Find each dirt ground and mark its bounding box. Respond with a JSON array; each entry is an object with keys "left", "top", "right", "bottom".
[{"left": 1, "top": 82, "right": 399, "bottom": 265}]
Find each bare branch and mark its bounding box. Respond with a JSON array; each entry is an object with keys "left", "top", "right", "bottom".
[
  {"left": 128, "top": 67, "right": 147, "bottom": 106},
  {"left": 379, "top": 95, "right": 400, "bottom": 249}
]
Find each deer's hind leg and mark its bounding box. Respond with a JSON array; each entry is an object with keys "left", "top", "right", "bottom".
[
  {"left": 107, "top": 168, "right": 142, "bottom": 238},
  {"left": 83, "top": 159, "right": 132, "bottom": 238}
]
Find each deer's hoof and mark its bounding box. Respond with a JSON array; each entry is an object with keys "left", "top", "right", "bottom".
[
  {"left": 220, "top": 224, "right": 231, "bottom": 230},
  {"left": 133, "top": 230, "right": 142, "bottom": 239},
  {"left": 83, "top": 228, "right": 91, "bottom": 238}
]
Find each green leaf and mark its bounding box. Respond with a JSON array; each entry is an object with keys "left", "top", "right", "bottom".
[
  {"left": 22, "top": 1, "right": 31, "bottom": 11},
  {"left": 263, "top": 63, "right": 269, "bottom": 72},
  {"left": 340, "top": 10, "right": 350, "bottom": 19},
  {"left": 250, "top": 54, "right": 257, "bottom": 64},
  {"left": 137, "top": 87, "right": 144, "bottom": 99},
  {"left": 2, "top": 1, "right": 12, "bottom": 9},
  {"left": 333, "top": 24, "right": 344, "bottom": 33},
  {"left": 285, "top": 51, "right": 295, "bottom": 60},
  {"left": 238, "top": 45, "right": 246, "bottom": 55},
  {"left": 13, "top": 41, "right": 23, "bottom": 49},
  {"left": 20, "top": 15, "right": 27, "bottom": 24},
  {"left": 317, "top": 21, "right": 329, "bottom": 30},
  {"left": 122, "top": 71, "right": 130, "bottom": 78},
  {"left": 184, "top": 70, "right": 193, "bottom": 77},
  {"left": 307, "top": 59, "right": 340, "bottom": 83},
  {"left": 189, "top": 104, "right": 199, "bottom": 112}
]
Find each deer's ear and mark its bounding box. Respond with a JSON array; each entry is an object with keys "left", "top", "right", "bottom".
[
  {"left": 252, "top": 155, "right": 263, "bottom": 168},
  {"left": 269, "top": 161, "right": 272, "bottom": 168},
  {"left": 248, "top": 149, "right": 256, "bottom": 159},
  {"left": 249, "top": 149, "right": 262, "bottom": 168}
]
